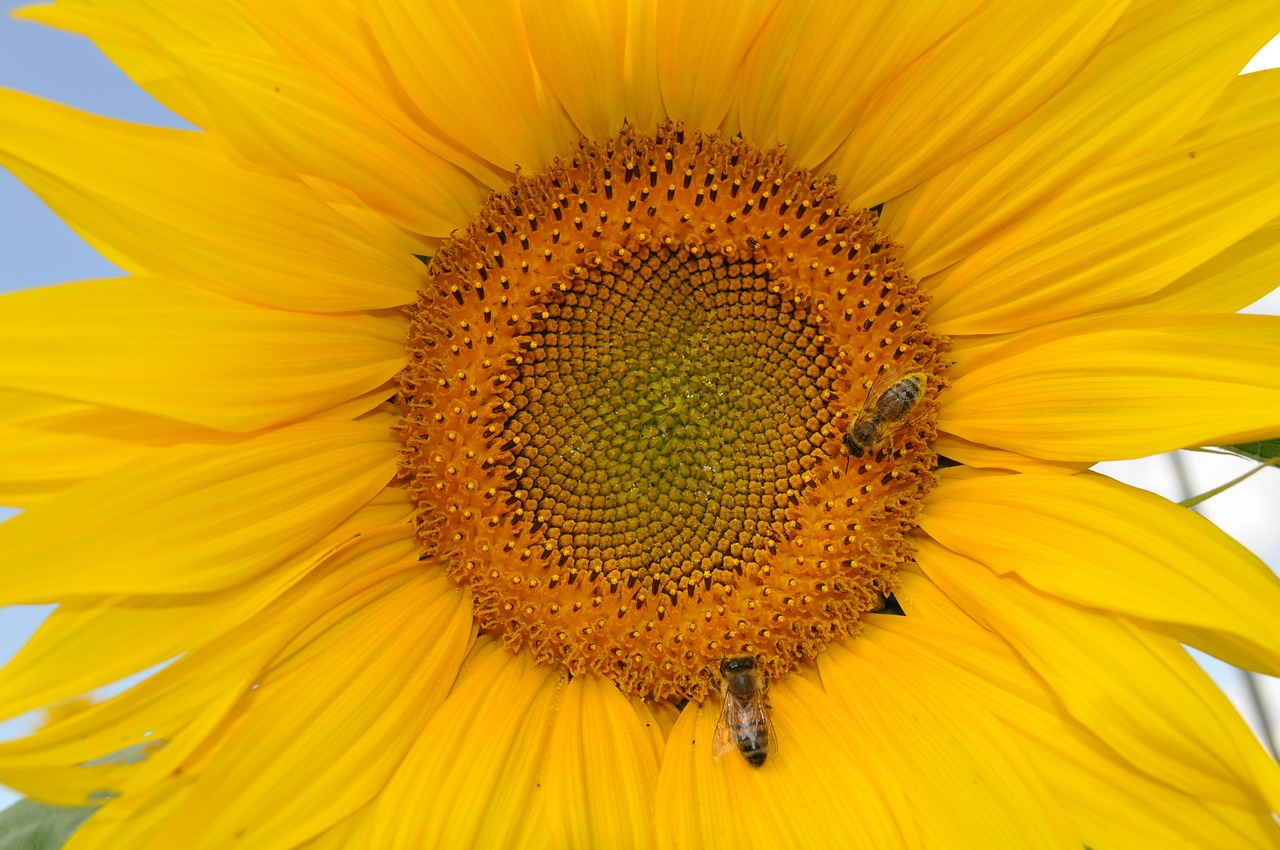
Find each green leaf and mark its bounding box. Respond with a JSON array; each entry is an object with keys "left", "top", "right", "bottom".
[
  {"left": 0, "top": 800, "right": 96, "bottom": 850},
  {"left": 1218, "top": 439, "right": 1280, "bottom": 463}
]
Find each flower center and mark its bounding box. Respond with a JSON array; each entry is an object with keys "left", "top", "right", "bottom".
[{"left": 397, "top": 122, "right": 945, "bottom": 701}]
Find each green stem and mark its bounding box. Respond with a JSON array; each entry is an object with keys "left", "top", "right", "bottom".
[{"left": 1177, "top": 454, "right": 1280, "bottom": 510}]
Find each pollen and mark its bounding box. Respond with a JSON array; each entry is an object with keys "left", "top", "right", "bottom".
[{"left": 397, "top": 122, "right": 946, "bottom": 702}]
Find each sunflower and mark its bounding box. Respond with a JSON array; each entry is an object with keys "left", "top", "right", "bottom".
[{"left": 3, "top": 0, "right": 1280, "bottom": 847}]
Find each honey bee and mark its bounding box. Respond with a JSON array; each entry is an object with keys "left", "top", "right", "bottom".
[
  {"left": 712, "top": 655, "right": 775, "bottom": 767},
  {"left": 842, "top": 371, "right": 927, "bottom": 459}
]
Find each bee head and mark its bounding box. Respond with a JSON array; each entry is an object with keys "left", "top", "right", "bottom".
[{"left": 720, "top": 655, "right": 756, "bottom": 677}]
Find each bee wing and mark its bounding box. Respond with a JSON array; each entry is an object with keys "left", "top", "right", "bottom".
[
  {"left": 742, "top": 690, "right": 776, "bottom": 755},
  {"left": 710, "top": 696, "right": 737, "bottom": 760},
  {"left": 763, "top": 701, "right": 778, "bottom": 758},
  {"left": 887, "top": 373, "right": 931, "bottom": 431},
  {"left": 855, "top": 365, "right": 901, "bottom": 415}
]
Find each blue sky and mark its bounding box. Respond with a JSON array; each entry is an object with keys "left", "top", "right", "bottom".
[{"left": 2, "top": 0, "right": 1280, "bottom": 813}]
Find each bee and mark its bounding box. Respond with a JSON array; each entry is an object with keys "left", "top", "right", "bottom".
[
  {"left": 842, "top": 371, "right": 928, "bottom": 459},
  {"left": 712, "top": 655, "right": 775, "bottom": 767}
]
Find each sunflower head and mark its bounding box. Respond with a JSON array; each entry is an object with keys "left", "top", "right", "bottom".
[
  {"left": 4, "top": 3, "right": 1280, "bottom": 848},
  {"left": 396, "top": 121, "right": 946, "bottom": 701}
]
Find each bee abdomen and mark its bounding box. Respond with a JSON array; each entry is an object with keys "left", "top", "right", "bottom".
[{"left": 735, "top": 721, "right": 771, "bottom": 767}]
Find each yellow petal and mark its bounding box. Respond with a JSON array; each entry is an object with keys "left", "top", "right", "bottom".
[
  {"left": 0, "top": 385, "right": 392, "bottom": 509},
  {"left": 0, "top": 418, "right": 398, "bottom": 602},
  {"left": 15, "top": 0, "right": 270, "bottom": 130},
  {"left": 883, "top": 0, "right": 1280, "bottom": 278},
  {"left": 292, "top": 807, "right": 371, "bottom": 850},
  {"left": 0, "top": 612, "right": 279, "bottom": 805},
  {"left": 0, "top": 490, "right": 412, "bottom": 721},
  {"left": 736, "top": 0, "right": 986, "bottom": 160},
  {"left": 916, "top": 539, "right": 1280, "bottom": 811},
  {"left": 153, "top": 570, "right": 473, "bottom": 850},
  {"left": 892, "top": 562, "right": 986, "bottom": 628},
  {"left": 655, "top": 677, "right": 910, "bottom": 850},
  {"left": 174, "top": 48, "right": 485, "bottom": 238},
  {"left": 819, "top": 641, "right": 1081, "bottom": 849},
  {"left": 225, "top": 0, "right": 512, "bottom": 191},
  {"left": 0, "top": 277, "right": 405, "bottom": 432},
  {"left": 831, "top": 0, "right": 1127, "bottom": 206},
  {"left": 1111, "top": 212, "right": 1280, "bottom": 316},
  {"left": 295, "top": 809, "right": 378, "bottom": 850},
  {"left": 0, "top": 532, "right": 431, "bottom": 806},
  {"left": 0, "top": 88, "right": 421, "bottom": 312},
  {"left": 539, "top": 675, "right": 661, "bottom": 850},
  {"left": 644, "top": 697, "right": 681, "bottom": 743},
  {"left": 521, "top": 0, "right": 627, "bottom": 142},
  {"left": 865, "top": 598, "right": 1280, "bottom": 850},
  {"left": 942, "top": 314, "right": 1280, "bottom": 461},
  {"left": 922, "top": 471, "right": 1280, "bottom": 675},
  {"left": 941, "top": 331, "right": 1013, "bottom": 381},
  {"left": 0, "top": 391, "right": 219, "bottom": 507},
  {"left": 933, "top": 433, "right": 1091, "bottom": 474},
  {"left": 364, "top": 0, "right": 577, "bottom": 175},
  {"left": 652, "top": 0, "right": 777, "bottom": 133},
  {"left": 1092, "top": 76, "right": 1280, "bottom": 316},
  {"left": 366, "top": 639, "right": 565, "bottom": 849},
  {"left": 63, "top": 783, "right": 191, "bottom": 850},
  {"left": 927, "top": 69, "right": 1280, "bottom": 334},
  {"left": 620, "top": 2, "right": 663, "bottom": 133}
]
